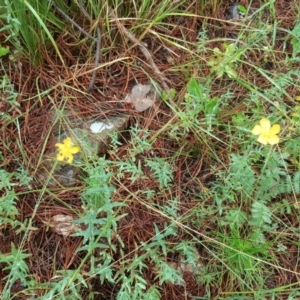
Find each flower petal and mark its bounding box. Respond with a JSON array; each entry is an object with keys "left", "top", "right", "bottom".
[
  {"left": 257, "top": 134, "right": 268, "bottom": 145},
  {"left": 70, "top": 146, "right": 80, "bottom": 154},
  {"left": 267, "top": 135, "right": 280, "bottom": 145},
  {"left": 63, "top": 137, "right": 72, "bottom": 147},
  {"left": 260, "top": 118, "right": 271, "bottom": 131},
  {"left": 66, "top": 154, "right": 73, "bottom": 164},
  {"left": 270, "top": 124, "right": 280, "bottom": 135},
  {"left": 252, "top": 125, "right": 263, "bottom": 135},
  {"left": 57, "top": 152, "right": 65, "bottom": 161},
  {"left": 55, "top": 137, "right": 79, "bottom": 164},
  {"left": 55, "top": 142, "right": 64, "bottom": 150}
]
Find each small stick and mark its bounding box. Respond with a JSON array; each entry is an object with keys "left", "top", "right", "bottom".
[
  {"left": 87, "top": 26, "right": 101, "bottom": 92},
  {"left": 110, "top": 9, "right": 175, "bottom": 104},
  {"left": 77, "top": 0, "right": 102, "bottom": 92},
  {"left": 52, "top": 2, "right": 96, "bottom": 41},
  {"left": 76, "top": 0, "right": 90, "bottom": 19},
  {"left": 52, "top": 1, "right": 102, "bottom": 92}
]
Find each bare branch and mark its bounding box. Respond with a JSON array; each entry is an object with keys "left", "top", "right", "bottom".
[
  {"left": 110, "top": 9, "right": 174, "bottom": 103},
  {"left": 52, "top": 1, "right": 102, "bottom": 93},
  {"left": 87, "top": 26, "right": 101, "bottom": 92},
  {"left": 52, "top": 2, "right": 96, "bottom": 41}
]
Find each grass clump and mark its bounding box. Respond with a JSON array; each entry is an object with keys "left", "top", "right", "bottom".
[{"left": 1, "top": 0, "right": 300, "bottom": 299}]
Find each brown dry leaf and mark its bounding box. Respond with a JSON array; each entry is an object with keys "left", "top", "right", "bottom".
[{"left": 51, "top": 214, "right": 77, "bottom": 236}]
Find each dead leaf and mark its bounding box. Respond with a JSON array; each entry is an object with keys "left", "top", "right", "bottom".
[
  {"left": 51, "top": 214, "right": 77, "bottom": 236},
  {"left": 123, "top": 83, "right": 155, "bottom": 112},
  {"left": 131, "top": 84, "right": 151, "bottom": 99}
]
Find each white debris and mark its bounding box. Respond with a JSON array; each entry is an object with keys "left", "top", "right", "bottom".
[{"left": 90, "top": 122, "right": 114, "bottom": 133}]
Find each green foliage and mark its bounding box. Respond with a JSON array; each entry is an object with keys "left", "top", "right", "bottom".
[
  {"left": 129, "top": 126, "right": 152, "bottom": 156},
  {"left": 207, "top": 43, "right": 242, "bottom": 78},
  {"left": 210, "top": 142, "right": 298, "bottom": 287},
  {"left": 287, "top": 290, "right": 300, "bottom": 300},
  {"left": 291, "top": 23, "right": 300, "bottom": 58},
  {"left": 173, "top": 77, "right": 219, "bottom": 134},
  {"left": 145, "top": 157, "right": 173, "bottom": 188},
  {"left": 155, "top": 197, "right": 180, "bottom": 218},
  {"left": 0, "top": 162, "right": 32, "bottom": 231},
  {"left": 284, "top": 137, "right": 300, "bottom": 169},
  {"left": 0, "top": 160, "right": 33, "bottom": 298},
  {"left": 0, "top": 190, "right": 20, "bottom": 227},
  {"left": 75, "top": 157, "right": 126, "bottom": 251},
  {"left": 174, "top": 241, "right": 200, "bottom": 269},
  {"left": 237, "top": 4, "right": 247, "bottom": 15},
  {"left": 72, "top": 205, "right": 123, "bottom": 252},
  {"left": 0, "top": 0, "right": 63, "bottom": 65},
  {"left": 162, "top": 88, "right": 177, "bottom": 102},
  {"left": 187, "top": 78, "right": 219, "bottom": 128},
  {"left": 155, "top": 260, "right": 184, "bottom": 285},
  {"left": 61, "top": 144, "right": 186, "bottom": 299},
  {"left": 212, "top": 148, "right": 297, "bottom": 215},
  {"left": 81, "top": 158, "right": 115, "bottom": 209},
  {"left": 143, "top": 286, "right": 161, "bottom": 300},
  {"left": 115, "top": 253, "right": 150, "bottom": 300},
  {"left": 218, "top": 227, "right": 270, "bottom": 290},
  {"left": 38, "top": 270, "right": 88, "bottom": 300},
  {"left": 115, "top": 158, "right": 144, "bottom": 182},
  {"left": 0, "top": 243, "right": 33, "bottom": 299},
  {"left": 106, "top": 221, "right": 182, "bottom": 299},
  {"left": 249, "top": 201, "right": 272, "bottom": 229},
  {"left": 221, "top": 209, "right": 248, "bottom": 230},
  {"left": 0, "top": 75, "right": 19, "bottom": 123},
  {"left": 0, "top": 44, "right": 9, "bottom": 56}
]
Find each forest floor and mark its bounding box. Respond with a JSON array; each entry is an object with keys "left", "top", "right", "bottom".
[{"left": 1, "top": 0, "right": 300, "bottom": 299}]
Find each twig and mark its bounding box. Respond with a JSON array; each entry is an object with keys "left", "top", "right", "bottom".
[
  {"left": 77, "top": 0, "right": 102, "bottom": 92},
  {"left": 109, "top": 8, "right": 174, "bottom": 104},
  {"left": 87, "top": 26, "right": 101, "bottom": 92},
  {"left": 52, "top": 2, "right": 96, "bottom": 41},
  {"left": 52, "top": 1, "right": 102, "bottom": 92},
  {"left": 76, "top": 0, "right": 90, "bottom": 19}
]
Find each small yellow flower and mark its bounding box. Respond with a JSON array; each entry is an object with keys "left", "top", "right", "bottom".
[
  {"left": 55, "top": 137, "right": 80, "bottom": 163},
  {"left": 251, "top": 118, "right": 280, "bottom": 145}
]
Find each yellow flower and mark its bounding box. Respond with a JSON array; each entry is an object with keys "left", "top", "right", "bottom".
[
  {"left": 55, "top": 137, "right": 80, "bottom": 163},
  {"left": 251, "top": 118, "right": 280, "bottom": 145}
]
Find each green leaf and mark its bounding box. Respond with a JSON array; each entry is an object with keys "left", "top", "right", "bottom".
[
  {"left": 224, "top": 209, "right": 248, "bottom": 228},
  {"left": 0, "top": 44, "right": 9, "bottom": 57},
  {"left": 225, "top": 64, "right": 238, "bottom": 78},
  {"left": 155, "top": 261, "right": 184, "bottom": 285},
  {"left": 162, "top": 88, "right": 176, "bottom": 102},
  {"left": 237, "top": 5, "right": 247, "bottom": 14},
  {"left": 291, "top": 24, "right": 300, "bottom": 58},
  {"left": 145, "top": 157, "right": 173, "bottom": 188},
  {"left": 250, "top": 201, "right": 272, "bottom": 228},
  {"left": 145, "top": 286, "right": 161, "bottom": 300},
  {"left": 205, "top": 97, "right": 219, "bottom": 115},
  {"left": 187, "top": 76, "right": 203, "bottom": 101}
]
